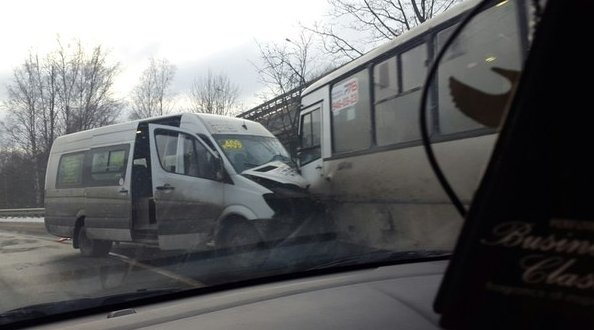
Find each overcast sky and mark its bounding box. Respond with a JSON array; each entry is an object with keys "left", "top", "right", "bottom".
[{"left": 0, "top": 0, "right": 329, "bottom": 120}]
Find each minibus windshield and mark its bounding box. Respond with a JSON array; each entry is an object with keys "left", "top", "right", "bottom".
[{"left": 214, "top": 134, "right": 292, "bottom": 173}]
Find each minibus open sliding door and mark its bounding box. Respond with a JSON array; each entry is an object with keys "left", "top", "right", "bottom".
[{"left": 84, "top": 142, "right": 133, "bottom": 242}]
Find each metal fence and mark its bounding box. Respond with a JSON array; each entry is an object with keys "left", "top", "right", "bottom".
[
  {"left": 237, "top": 84, "right": 308, "bottom": 157},
  {"left": 0, "top": 208, "right": 45, "bottom": 218}
]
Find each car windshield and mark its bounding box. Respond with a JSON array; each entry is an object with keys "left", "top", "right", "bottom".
[
  {"left": 214, "top": 134, "right": 292, "bottom": 172},
  {"left": 0, "top": 0, "right": 540, "bottom": 327}
]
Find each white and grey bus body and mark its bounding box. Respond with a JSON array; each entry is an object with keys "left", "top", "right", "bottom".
[
  {"left": 45, "top": 113, "right": 310, "bottom": 252},
  {"left": 297, "top": 0, "right": 530, "bottom": 251}
]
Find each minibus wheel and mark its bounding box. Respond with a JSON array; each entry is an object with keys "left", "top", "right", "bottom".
[{"left": 77, "top": 226, "right": 112, "bottom": 257}]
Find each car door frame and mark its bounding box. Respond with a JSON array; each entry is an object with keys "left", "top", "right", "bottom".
[{"left": 148, "top": 124, "right": 225, "bottom": 250}]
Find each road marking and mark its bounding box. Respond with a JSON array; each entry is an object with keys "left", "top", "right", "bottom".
[{"left": 109, "top": 252, "right": 206, "bottom": 289}]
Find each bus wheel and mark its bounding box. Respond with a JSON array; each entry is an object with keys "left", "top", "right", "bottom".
[
  {"left": 217, "top": 219, "right": 268, "bottom": 269},
  {"left": 77, "top": 226, "right": 112, "bottom": 257}
]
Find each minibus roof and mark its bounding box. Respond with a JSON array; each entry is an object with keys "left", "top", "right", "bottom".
[{"left": 194, "top": 113, "right": 274, "bottom": 137}]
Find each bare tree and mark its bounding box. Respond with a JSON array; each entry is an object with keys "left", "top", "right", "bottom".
[
  {"left": 247, "top": 31, "right": 335, "bottom": 155},
  {"left": 2, "top": 53, "right": 56, "bottom": 205},
  {"left": 1, "top": 39, "right": 123, "bottom": 205},
  {"left": 189, "top": 70, "right": 240, "bottom": 116},
  {"left": 305, "top": 0, "right": 460, "bottom": 61},
  {"left": 53, "top": 39, "right": 123, "bottom": 133},
  {"left": 254, "top": 31, "right": 321, "bottom": 100},
  {"left": 129, "top": 57, "right": 176, "bottom": 119}
]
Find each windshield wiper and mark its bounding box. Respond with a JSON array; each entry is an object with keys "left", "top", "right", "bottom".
[
  {"left": 0, "top": 287, "right": 181, "bottom": 327},
  {"left": 243, "top": 161, "right": 260, "bottom": 168}
]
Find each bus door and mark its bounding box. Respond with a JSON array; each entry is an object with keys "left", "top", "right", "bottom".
[
  {"left": 298, "top": 104, "right": 324, "bottom": 192},
  {"left": 148, "top": 124, "right": 224, "bottom": 250}
]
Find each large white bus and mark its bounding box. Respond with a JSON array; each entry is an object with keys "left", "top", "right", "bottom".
[{"left": 297, "top": 0, "right": 529, "bottom": 251}]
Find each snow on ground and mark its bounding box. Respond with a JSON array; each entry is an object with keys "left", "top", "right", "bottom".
[{"left": 0, "top": 217, "right": 44, "bottom": 223}]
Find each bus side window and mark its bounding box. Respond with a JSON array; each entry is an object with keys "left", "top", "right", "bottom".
[
  {"left": 401, "top": 44, "right": 427, "bottom": 91},
  {"left": 436, "top": 0, "right": 522, "bottom": 134},
  {"left": 299, "top": 108, "right": 321, "bottom": 165},
  {"left": 311, "top": 109, "right": 321, "bottom": 147},
  {"left": 331, "top": 70, "right": 371, "bottom": 154},
  {"left": 373, "top": 57, "right": 398, "bottom": 101},
  {"left": 374, "top": 44, "right": 427, "bottom": 146},
  {"left": 301, "top": 113, "right": 312, "bottom": 148}
]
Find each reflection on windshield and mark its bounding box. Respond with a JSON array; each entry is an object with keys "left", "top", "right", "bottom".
[{"left": 214, "top": 134, "right": 292, "bottom": 173}]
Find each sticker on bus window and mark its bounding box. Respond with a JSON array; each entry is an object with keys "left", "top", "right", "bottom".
[
  {"left": 222, "top": 139, "right": 243, "bottom": 150},
  {"left": 332, "top": 77, "right": 359, "bottom": 112}
]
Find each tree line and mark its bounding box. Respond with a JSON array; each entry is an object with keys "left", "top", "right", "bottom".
[
  {"left": 0, "top": 0, "right": 458, "bottom": 208},
  {"left": 0, "top": 39, "right": 244, "bottom": 207}
]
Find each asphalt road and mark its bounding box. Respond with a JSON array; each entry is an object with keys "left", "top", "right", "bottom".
[
  {"left": 0, "top": 219, "right": 365, "bottom": 326},
  {"left": 0, "top": 222, "right": 198, "bottom": 314}
]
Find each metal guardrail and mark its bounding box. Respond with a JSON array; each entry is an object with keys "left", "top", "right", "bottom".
[{"left": 0, "top": 208, "right": 45, "bottom": 218}]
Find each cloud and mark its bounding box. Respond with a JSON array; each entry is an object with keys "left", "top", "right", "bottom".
[{"left": 171, "top": 42, "right": 265, "bottom": 107}]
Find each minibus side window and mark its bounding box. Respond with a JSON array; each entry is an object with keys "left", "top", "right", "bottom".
[
  {"left": 56, "top": 152, "right": 85, "bottom": 188},
  {"left": 198, "top": 134, "right": 216, "bottom": 150},
  {"left": 88, "top": 147, "right": 129, "bottom": 186},
  {"left": 155, "top": 130, "right": 217, "bottom": 180}
]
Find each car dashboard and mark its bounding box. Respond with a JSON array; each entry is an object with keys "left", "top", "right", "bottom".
[{"left": 35, "top": 260, "right": 447, "bottom": 329}]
